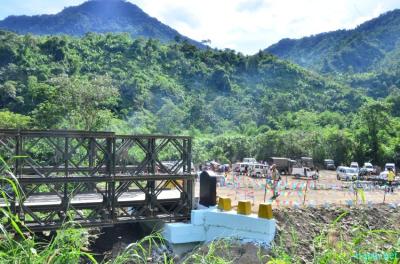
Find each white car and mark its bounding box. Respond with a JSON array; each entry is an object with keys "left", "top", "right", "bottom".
[
  {"left": 350, "top": 162, "right": 359, "bottom": 171},
  {"left": 378, "top": 171, "right": 388, "bottom": 180},
  {"left": 337, "top": 166, "right": 358, "bottom": 181},
  {"left": 363, "top": 162, "right": 374, "bottom": 174}
]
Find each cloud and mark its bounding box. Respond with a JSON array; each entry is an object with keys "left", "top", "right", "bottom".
[
  {"left": 237, "top": 0, "right": 268, "bottom": 12},
  {"left": 131, "top": 0, "right": 400, "bottom": 54},
  {"left": 1, "top": 0, "right": 399, "bottom": 54},
  {"left": 160, "top": 7, "right": 200, "bottom": 29}
]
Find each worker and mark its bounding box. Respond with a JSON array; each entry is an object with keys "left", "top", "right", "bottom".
[
  {"left": 270, "top": 164, "right": 281, "bottom": 199},
  {"left": 387, "top": 167, "right": 395, "bottom": 193}
]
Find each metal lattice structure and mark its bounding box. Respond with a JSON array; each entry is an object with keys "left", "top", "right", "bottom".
[{"left": 0, "top": 130, "right": 194, "bottom": 231}]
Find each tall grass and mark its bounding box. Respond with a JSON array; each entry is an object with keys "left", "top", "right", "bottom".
[
  {"left": 0, "top": 156, "right": 97, "bottom": 264},
  {"left": 106, "top": 233, "right": 171, "bottom": 264}
]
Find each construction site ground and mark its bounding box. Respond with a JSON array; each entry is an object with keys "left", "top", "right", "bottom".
[{"left": 199, "top": 170, "right": 400, "bottom": 211}]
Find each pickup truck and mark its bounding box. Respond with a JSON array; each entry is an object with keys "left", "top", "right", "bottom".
[{"left": 292, "top": 167, "right": 319, "bottom": 180}]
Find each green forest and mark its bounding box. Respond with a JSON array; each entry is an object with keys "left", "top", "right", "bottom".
[{"left": 1, "top": 30, "right": 400, "bottom": 166}]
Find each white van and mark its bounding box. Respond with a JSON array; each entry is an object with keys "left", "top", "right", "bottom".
[
  {"left": 292, "top": 167, "right": 319, "bottom": 180},
  {"left": 249, "top": 163, "right": 268, "bottom": 178},
  {"left": 233, "top": 163, "right": 250, "bottom": 174},
  {"left": 350, "top": 162, "right": 359, "bottom": 171},
  {"left": 384, "top": 163, "right": 396, "bottom": 174}
]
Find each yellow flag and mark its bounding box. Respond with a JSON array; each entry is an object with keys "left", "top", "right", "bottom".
[{"left": 358, "top": 189, "right": 366, "bottom": 204}]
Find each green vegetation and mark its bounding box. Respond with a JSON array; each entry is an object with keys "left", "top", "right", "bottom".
[{"left": 0, "top": 30, "right": 399, "bottom": 165}]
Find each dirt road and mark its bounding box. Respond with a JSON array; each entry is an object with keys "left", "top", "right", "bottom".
[{"left": 209, "top": 170, "right": 400, "bottom": 211}]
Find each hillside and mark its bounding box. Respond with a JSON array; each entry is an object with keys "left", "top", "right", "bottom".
[
  {"left": 0, "top": 30, "right": 399, "bottom": 165},
  {"left": 0, "top": 30, "right": 363, "bottom": 131},
  {"left": 265, "top": 9, "right": 400, "bottom": 74},
  {"left": 0, "top": 0, "right": 203, "bottom": 47}
]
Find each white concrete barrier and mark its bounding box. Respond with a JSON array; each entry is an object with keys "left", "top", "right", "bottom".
[{"left": 163, "top": 207, "right": 276, "bottom": 246}]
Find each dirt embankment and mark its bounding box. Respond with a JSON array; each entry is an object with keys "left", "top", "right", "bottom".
[
  {"left": 272, "top": 205, "right": 400, "bottom": 262},
  {"left": 184, "top": 205, "right": 400, "bottom": 264}
]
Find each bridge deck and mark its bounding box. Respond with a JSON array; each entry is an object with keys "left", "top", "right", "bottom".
[{"left": 0, "top": 189, "right": 181, "bottom": 208}]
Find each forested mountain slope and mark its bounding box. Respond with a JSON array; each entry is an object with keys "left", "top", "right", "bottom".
[
  {"left": 266, "top": 9, "right": 400, "bottom": 74},
  {"left": 0, "top": 31, "right": 363, "bottom": 132},
  {"left": 0, "top": 30, "right": 399, "bottom": 165},
  {"left": 0, "top": 0, "right": 202, "bottom": 47}
]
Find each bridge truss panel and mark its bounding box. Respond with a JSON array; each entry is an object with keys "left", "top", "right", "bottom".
[{"left": 0, "top": 130, "right": 194, "bottom": 231}]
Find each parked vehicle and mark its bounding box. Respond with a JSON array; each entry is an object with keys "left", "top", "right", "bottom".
[
  {"left": 384, "top": 163, "right": 396, "bottom": 174},
  {"left": 249, "top": 163, "right": 268, "bottom": 178},
  {"left": 350, "top": 162, "right": 359, "bottom": 171},
  {"left": 269, "top": 157, "right": 296, "bottom": 175},
  {"left": 324, "top": 159, "right": 336, "bottom": 170},
  {"left": 232, "top": 162, "right": 250, "bottom": 174},
  {"left": 363, "top": 162, "right": 375, "bottom": 174},
  {"left": 378, "top": 171, "right": 389, "bottom": 180},
  {"left": 292, "top": 167, "right": 319, "bottom": 180},
  {"left": 337, "top": 166, "right": 358, "bottom": 181},
  {"left": 301, "top": 157, "right": 314, "bottom": 168}
]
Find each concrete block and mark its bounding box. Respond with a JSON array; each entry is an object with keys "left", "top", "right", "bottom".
[
  {"left": 205, "top": 226, "right": 275, "bottom": 243},
  {"left": 237, "top": 200, "right": 251, "bottom": 215},
  {"left": 258, "top": 203, "right": 273, "bottom": 219},
  {"left": 218, "top": 197, "right": 232, "bottom": 211},
  {"left": 163, "top": 223, "right": 205, "bottom": 243},
  {"left": 204, "top": 211, "right": 275, "bottom": 234},
  {"left": 191, "top": 209, "right": 207, "bottom": 226}
]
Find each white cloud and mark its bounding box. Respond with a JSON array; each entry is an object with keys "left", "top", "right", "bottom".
[
  {"left": 131, "top": 0, "right": 400, "bottom": 54},
  {"left": 1, "top": 0, "right": 399, "bottom": 54}
]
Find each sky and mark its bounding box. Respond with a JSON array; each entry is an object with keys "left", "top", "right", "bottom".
[{"left": 0, "top": 0, "right": 399, "bottom": 54}]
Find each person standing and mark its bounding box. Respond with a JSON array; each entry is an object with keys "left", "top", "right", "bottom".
[
  {"left": 270, "top": 164, "right": 281, "bottom": 199},
  {"left": 387, "top": 167, "right": 395, "bottom": 193}
]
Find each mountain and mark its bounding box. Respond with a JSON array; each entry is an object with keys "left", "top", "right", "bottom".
[
  {"left": 0, "top": 0, "right": 203, "bottom": 47},
  {"left": 265, "top": 9, "right": 400, "bottom": 74}
]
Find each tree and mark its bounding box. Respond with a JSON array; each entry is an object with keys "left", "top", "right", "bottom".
[
  {"left": 50, "top": 75, "right": 119, "bottom": 130},
  {"left": 357, "top": 100, "right": 390, "bottom": 164},
  {"left": 0, "top": 110, "right": 31, "bottom": 128}
]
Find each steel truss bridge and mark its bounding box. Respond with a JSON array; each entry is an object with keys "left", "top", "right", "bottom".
[{"left": 0, "top": 130, "right": 194, "bottom": 231}]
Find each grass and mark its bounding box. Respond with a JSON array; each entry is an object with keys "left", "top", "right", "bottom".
[{"left": 0, "top": 156, "right": 96, "bottom": 263}]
